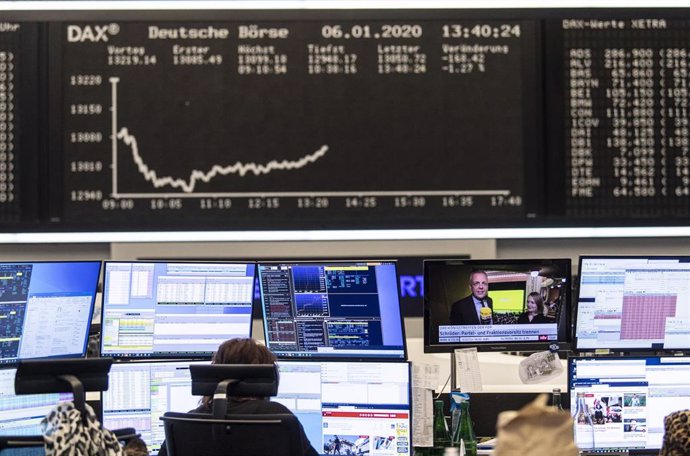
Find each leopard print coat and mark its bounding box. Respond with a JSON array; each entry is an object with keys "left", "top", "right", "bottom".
[
  {"left": 41, "top": 402, "right": 125, "bottom": 456},
  {"left": 660, "top": 410, "right": 690, "bottom": 456}
]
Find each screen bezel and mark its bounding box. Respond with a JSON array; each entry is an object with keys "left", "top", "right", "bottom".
[
  {"left": 423, "top": 258, "right": 572, "bottom": 353},
  {"left": 0, "top": 260, "right": 102, "bottom": 366},
  {"left": 100, "top": 260, "right": 256, "bottom": 360},
  {"left": 257, "top": 259, "right": 407, "bottom": 361},
  {"left": 574, "top": 255, "right": 690, "bottom": 352}
]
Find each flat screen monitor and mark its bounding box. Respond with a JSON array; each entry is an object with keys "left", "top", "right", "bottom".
[
  {"left": 423, "top": 259, "right": 571, "bottom": 352},
  {"left": 0, "top": 261, "right": 102, "bottom": 365},
  {"left": 576, "top": 256, "right": 690, "bottom": 351},
  {"left": 569, "top": 356, "right": 690, "bottom": 453},
  {"left": 274, "top": 360, "right": 411, "bottom": 456},
  {"left": 258, "top": 261, "right": 406, "bottom": 360},
  {"left": 100, "top": 262, "right": 255, "bottom": 358},
  {"left": 101, "top": 360, "right": 208, "bottom": 455},
  {"left": 0, "top": 367, "right": 73, "bottom": 436}
]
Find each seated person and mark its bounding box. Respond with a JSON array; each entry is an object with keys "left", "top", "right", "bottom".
[
  {"left": 159, "top": 338, "right": 318, "bottom": 456},
  {"left": 516, "top": 292, "right": 550, "bottom": 324}
]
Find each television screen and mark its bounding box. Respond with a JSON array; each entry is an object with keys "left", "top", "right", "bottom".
[
  {"left": 101, "top": 261, "right": 255, "bottom": 358},
  {"left": 569, "top": 356, "right": 690, "bottom": 453},
  {"left": 274, "top": 360, "right": 411, "bottom": 456},
  {"left": 576, "top": 256, "right": 690, "bottom": 351},
  {"left": 102, "top": 360, "right": 208, "bottom": 455},
  {"left": 0, "top": 367, "right": 74, "bottom": 435},
  {"left": 258, "top": 261, "right": 406, "bottom": 360},
  {"left": 423, "top": 259, "right": 571, "bottom": 352},
  {"left": 0, "top": 261, "right": 102, "bottom": 365}
]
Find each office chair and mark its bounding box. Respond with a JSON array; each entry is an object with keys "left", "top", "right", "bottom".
[
  {"left": 161, "top": 412, "right": 303, "bottom": 456},
  {"left": 2, "top": 358, "right": 138, "bottom": 456},
  {"left": 0, "top": 436, "right": 45, "bottom": 456},
  {"left": 161, "top": 364, "right": 304, "bottom": 456}
]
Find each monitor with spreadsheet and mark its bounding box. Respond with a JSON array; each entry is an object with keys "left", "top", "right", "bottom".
[
  {"left": 0, "top": 367, "right": 73, "bottom": 436},
  {"left": 100, "top": 261, "right": 255, "bottom": 358},
  {"left": 576, "top": 256, "right": 690, "bottom": 351},
  {"left": 274, "top": 360, "right": 411, "bottom": 456},
  {"left": 0, "top": 261, "right": 102, "bottom": 365},
  {"left": 424, "top": 258, "right": 571, "bottom": 352},
  {"left": 569, "top": 356, "right": 690, "bottom": 453},
  {"left": 101, "top": 360, "right": 208, "bottom": 455},
  {"left": 258, "top": 261, "right": 406, "bottom": 360}
]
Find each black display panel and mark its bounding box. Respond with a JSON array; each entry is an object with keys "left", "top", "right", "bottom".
[
  {"left": 0, "top": 21, "right": 39, "bottom": 224},
  {"left": 258, "top": 260, "right": 406, "bottom": 360},
  {"left": 548, "top": 15, "right": 690, "bottom": 218},
  {"left": 423, "top": 258, "right": 571, "bottom": 352},
  {"left": 6, "top": 9, "right": 690, "bottom": 231},
  {"left": 50, "top": 16, "right": 535, "bottom": 230}
]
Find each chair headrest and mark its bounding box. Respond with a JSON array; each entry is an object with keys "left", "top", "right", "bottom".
[
  {"left": 14, "top": 358, "right": 112, "bottom": 395},
  {"left": 190, "top": 364, "right": 279, "bottom": 398}
]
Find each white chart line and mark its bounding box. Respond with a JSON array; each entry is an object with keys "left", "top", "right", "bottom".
[
  {"left": 117, "top": 127, "right": 329, "bottom": 193},
  {"left": 110, "top": 77, "right": 328, "bottom": 195}
]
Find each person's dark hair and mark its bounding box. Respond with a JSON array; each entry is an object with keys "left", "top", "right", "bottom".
[
  {"left": 201, "top": 338, "right": 277, "bottom": 409},
  {"left": 527, "top": 291, "right": 544, "bottom": 314}
]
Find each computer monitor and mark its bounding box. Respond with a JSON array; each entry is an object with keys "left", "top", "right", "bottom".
[
  {"left": 101, "top": 360, "right": 208, "bottom": 455},
  {"left": 0, "top": 367, "right": 73, "bottom": 436},
  {"left": 273, "top": 360, "right": 411, "bottom": 456},
  {"left": 258, "top": 261, "right": 406, "bottom": 360},
  {"left": 423, "top": 259, "right": 571, "bottom": 352},
  {"left": 576, "top": 256, "right": 690, "bottom": 351},
  {"left": 569, "top": 355, "right": 690, "bottom": 453},
  {"left": 0, "top": 261, "right": 102, "bottom": 365},
  {"left": 100, "top": 261, "right": 255, "bottom": 358}
]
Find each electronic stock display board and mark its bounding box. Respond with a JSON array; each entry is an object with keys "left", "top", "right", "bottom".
[{"left": 1, "top": 9, "right": 690, "bottom": 231}]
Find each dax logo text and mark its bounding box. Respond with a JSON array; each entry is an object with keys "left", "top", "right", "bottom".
[{"left": 67, "top": 24, "right": 120, "bottom": 43}]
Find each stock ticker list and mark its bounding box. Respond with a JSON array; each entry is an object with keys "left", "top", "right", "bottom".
[
  {"left": 565, "top": 18, "right": 690, "bottom": 217},
  {"left": 59, "top": 20, "right": 531, "bottom": 228},
  {"left": 0, "top": 23, "right": 22, "bottom": 222}
]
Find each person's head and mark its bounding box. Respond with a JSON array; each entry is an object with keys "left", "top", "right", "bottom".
[
  {"left": 201, "top": 338, "right": 277, "bottom": 408},
  {"left": 469, "top": 270, "right": 489, "bottom": 300},
  {"left": 211, "top": 337, "right": 277, "bottom": 365},
  {"left": 526, "top": 292, "right": 544, "bottom": 315}
]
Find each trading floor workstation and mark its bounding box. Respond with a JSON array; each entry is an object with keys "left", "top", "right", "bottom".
[
  {"left": 1, "top": 260, "right": 413, "bottom": 456},
  {"left": 4, "top": 256, "right": 690, "bottom": 455}
]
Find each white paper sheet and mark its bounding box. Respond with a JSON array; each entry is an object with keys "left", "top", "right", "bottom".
[
  {"left": 412, "top": 386, "right": 434, "bottom": 447},
  {"left": 412, "top": 362, "right": 440, "bottom": 390},
  {"left": 454, "top": 347, "right": 483, "bottom": 392}
]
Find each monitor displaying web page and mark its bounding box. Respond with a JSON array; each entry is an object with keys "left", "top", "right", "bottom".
[
  {"left": 576, "top": 256, "right": 690, "bottom": 350},
  {"left": 101, "top": 262, "right": 255, "bottom": 358},
  {"left": 274, "top": 360, "right": 411, "bottom": 456},
  {"left": 101, "top": 360, "right": 208, "bottom": 455},
  {"left": 0, "top": 367, "right": 73, "bottom": 436},
  {"left": 569, "top": 356, "right": 690, "bottom": 453},
  {"left": 258, "top": 261, "right": 406, "bottom": 360},
  {"left": 0, "top": 261, "right": 102, "bottom": 365}
]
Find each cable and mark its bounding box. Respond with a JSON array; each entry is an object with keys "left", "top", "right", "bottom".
[{"left": 435, "top": 372, "right": 451, "bottom": 399}]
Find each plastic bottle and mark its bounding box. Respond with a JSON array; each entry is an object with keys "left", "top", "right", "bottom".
[
  {"left": 450, "top": 394, "right": 476, "bottom": 456},
  {"left": 572, "top": 392, "right": 595, "bottom": 450}
]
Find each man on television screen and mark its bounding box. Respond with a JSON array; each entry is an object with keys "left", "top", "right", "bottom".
[{"left": 449, "top": 269, "right": 493, "bottom": 325}]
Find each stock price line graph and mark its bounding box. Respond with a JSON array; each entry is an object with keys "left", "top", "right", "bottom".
[{"left": 59, "top": 19, "right": 532, "bottom": 229}]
